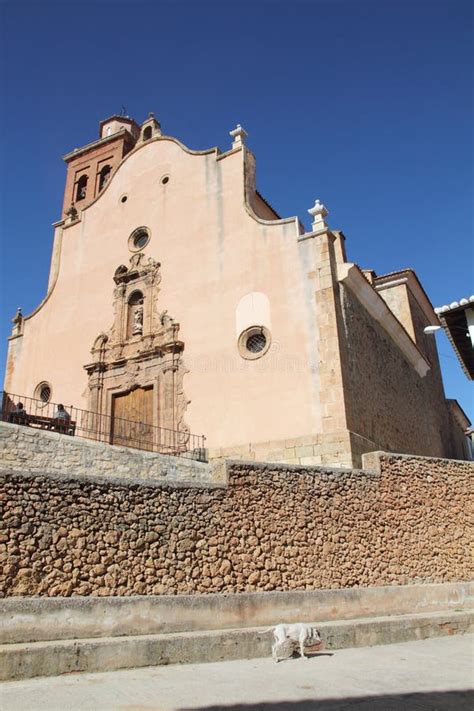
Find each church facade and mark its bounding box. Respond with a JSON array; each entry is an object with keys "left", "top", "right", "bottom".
[{"left": 4, "top": 113, "right": 468, "bottom": 466}]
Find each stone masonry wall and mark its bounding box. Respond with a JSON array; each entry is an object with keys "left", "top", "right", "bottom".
[
  {"left": 339, "top": 284, "right": 453, "bottom": 463},
  {"left": 0, "top": 422, "right": 212, "bottom": 485},
  {"left": 1, "top": 448, "right": 471, "bottom": 597}
]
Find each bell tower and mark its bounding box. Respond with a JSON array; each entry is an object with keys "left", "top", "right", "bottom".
[{"left": 61, "top": 114, "right": 140, "bottom": 217}]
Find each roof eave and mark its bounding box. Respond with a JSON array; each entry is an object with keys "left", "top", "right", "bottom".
[{"left": 62, "top": 128, "right": 131, "bottom": 162}]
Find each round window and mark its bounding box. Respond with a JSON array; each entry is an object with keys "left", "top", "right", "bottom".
[
  {"left": 128, "top": 227, "right": 150, "bottom": 252},
  {"left": 34, "top": 381, "right": 52, "bottom": 405},
  {"left": 246, "top": 332, "right": 267, "bottom": 353},
  {"left": 238, "top": 326, "right": 271, "bottom": 360}
]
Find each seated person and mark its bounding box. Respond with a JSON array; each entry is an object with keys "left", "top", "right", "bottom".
[
  {"left": 53, "top": 403, "right": 71, "bottom": 431},
  {"left": 8, "top": 402, "right": 28, "bottom": 424},
  {"left": 54, "top": 403, "right": 70, "bottom": 420}
]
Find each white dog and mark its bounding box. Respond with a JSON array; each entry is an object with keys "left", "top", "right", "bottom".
[{"left": 266, "top": 623, "right": 322, "bottom": 662}]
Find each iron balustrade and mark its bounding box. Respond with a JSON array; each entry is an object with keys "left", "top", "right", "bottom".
[{"left": 1, "top": 391, "right": 207, "bottom": 462}]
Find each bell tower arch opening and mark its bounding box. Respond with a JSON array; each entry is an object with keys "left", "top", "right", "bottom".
[
  {"left": 98, "top": 164, "right": 112, "bottom": 192},
  {"left": 75, "top": 174, "right": 88, "bottom": 202}
]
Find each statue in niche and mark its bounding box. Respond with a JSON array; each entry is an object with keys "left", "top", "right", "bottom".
[
  {"left": 127, "top": 290, "right": 145, "bottom": 339},
  {"left": 132, "top": 304, "right": 144, "bottom": 336}
]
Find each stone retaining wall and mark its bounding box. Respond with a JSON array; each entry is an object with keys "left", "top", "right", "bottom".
[
  {"left": 0, "top": 421, "right": 213, "bottom": 484},
  {"left": 1, "top": 439, "right": 472, "bottom": 596}
]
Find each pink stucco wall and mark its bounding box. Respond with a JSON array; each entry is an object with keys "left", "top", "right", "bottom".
[{"left": 5, "top": 135, "right": 323, "bottom": 452}]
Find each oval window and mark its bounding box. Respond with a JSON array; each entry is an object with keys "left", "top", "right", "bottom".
[
  {"left": 34, "top": 381, "right": 52, "bottom": 405},
  {"left": 128, "top": 227, "right": 150, "bottom": 252},
  {"left": 246, "top": 332, "right": 267, "bottom": 353},
  {"left": 238, "top": 326, "right": 271, "bottom": 360}
]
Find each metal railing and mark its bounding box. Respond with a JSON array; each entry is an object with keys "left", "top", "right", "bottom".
[{"left": 1, "top": 391, "right": 207, "bottom": 462}]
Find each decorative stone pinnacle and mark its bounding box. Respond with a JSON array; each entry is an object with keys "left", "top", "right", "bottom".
[
  {"left": 308, "top": 199, "right": 329, "bottom": 231},
  {"left": 65, "top": 204, "right": 78, "bottom": 223},
  {"left": 229, "top": 124, "right": 248, "bottom": 148},
  {"left": 11, "top": 307, "right": 23, "bottom": 336}
]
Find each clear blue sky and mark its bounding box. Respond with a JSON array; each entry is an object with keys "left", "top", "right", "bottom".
[{"left": 1, "top": 0, "right": 472, "bottom": 420}]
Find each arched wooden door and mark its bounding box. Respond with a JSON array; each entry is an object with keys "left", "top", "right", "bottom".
[{"left": 111, "top": 386, "right": 154, "bottom": 451}]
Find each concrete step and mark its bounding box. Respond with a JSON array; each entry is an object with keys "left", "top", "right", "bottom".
[
  {"left": 3, "top": 582, "right": 472, "bottom": 645},
  {"left": 1, "top": 609, "right": 472, "bottom": 681}
]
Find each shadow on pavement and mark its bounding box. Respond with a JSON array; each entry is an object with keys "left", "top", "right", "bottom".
[{"left": 181, "top": 689, "right": 474, "bottom": 711}]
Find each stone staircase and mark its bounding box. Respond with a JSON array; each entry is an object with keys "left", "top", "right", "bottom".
[{"left": 1, "top": 583, "right": 473, "bottom": 681}]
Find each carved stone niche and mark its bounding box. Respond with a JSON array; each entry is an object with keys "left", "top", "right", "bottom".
[{"left": 84, "top": 253, "right": 190, "bottom": 447}]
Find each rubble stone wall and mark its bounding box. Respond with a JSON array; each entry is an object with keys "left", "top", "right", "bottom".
[{"left": 2, "top": 448, "right": 471, "bottom": 597}]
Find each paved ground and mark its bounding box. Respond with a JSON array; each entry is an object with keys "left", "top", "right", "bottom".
[{"left": 1, "top": 635, "right": 473, "bottom": 711}]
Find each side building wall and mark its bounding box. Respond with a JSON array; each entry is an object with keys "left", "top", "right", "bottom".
[
  {"left": 446, "top": 400, "right": 472, "bottom": 460},
  {"left": 338, "top": 283, "right": 454, "bottom": 465},
  {"left": 1, "top": 423, "right": 471, "bottom": 597}
]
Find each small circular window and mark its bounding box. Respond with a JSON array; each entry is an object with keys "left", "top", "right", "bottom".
[
  {"left": 238, "top": 326, "right": 271, "bottom": 360},
  {"left": 34, "top": 381, "right": 52, "bottom": 405},
  {"left": 247, "top": 332, "right": 267, "bottom": 353},
  {"left": 128, "top": 227, "right": 150, "bottom": 252}
]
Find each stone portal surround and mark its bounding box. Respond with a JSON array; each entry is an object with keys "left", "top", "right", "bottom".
[{"left": 1, "top": 419, "right": 472, "bottom": 597}]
